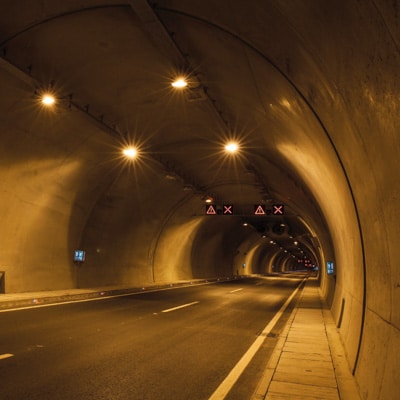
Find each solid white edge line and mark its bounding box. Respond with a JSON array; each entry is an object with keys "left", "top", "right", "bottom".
[
  {"left": 208, "top": 278, "right": 305, "bottom": 400},
  {"left": 0, "top": 353, "right": 14, "bottom": 360},
  {"left": 0, "top": 282, "right": 215, "bottom": 313},
  {"left": 161, "top": 301, "right": 199, "bottom": 313}
]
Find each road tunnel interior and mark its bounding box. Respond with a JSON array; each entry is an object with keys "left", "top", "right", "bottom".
[{"left": 0, "top": 2, "right": 399, "bottom": 399}]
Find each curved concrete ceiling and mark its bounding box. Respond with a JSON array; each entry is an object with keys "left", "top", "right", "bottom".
[{"left": 0, "top": 1, "right": 399, "bottom": 399}]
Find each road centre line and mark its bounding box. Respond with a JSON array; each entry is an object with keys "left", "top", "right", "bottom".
[
  {"left": 229, "top": 288, "right": 243, "bottom": 293},
  {"left": 208, "top": 278, "right": 305, "bottom": 400},
  {"left": 0, "top": 353, "right": 14, "bottom": 360},
  {"left": 161, "top": 301, "right": 199, "bottom": 313}
]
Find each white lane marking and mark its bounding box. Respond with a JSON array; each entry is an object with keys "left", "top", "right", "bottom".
[
  {"left": 0, "top": 353, "right": 14, "bottom": 360},
  {"left": 208, "top": 279, "right": 305, "bottom": 400},
  {"left": 229, "top": 288, "right": 243, "bottom": 293},
  {"left": 161, "top": 301, "right": 199, "bottom": 313}
]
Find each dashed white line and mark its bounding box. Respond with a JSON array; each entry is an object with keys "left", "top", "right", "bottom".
[
  {"left": 229, "top": 288, "right": 243, "bottom": 293},
  {"left": 161, "top": 301, "right": 199, "bottom": 313},
  {"left": 0, "top": 353, "right": 14, "bottom": 360}
]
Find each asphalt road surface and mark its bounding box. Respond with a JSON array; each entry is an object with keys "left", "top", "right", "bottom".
[{"left": 0, "top": 275, "right": 305, "bottom": 400}]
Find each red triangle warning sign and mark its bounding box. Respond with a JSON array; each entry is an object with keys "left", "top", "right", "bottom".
[
  {"left": 206, "top": 204, "right": 217, "bottom": 215},
  {"left": 254, "top": 205, "right": 266, "bottom": 215}
]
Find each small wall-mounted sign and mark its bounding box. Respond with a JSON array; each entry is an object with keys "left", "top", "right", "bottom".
[
  {"left": 327, "top": 261, "right": 335, "bottom": 275},
  {"left": 74, "top": 250, "right": 86, "bottom": 263}
]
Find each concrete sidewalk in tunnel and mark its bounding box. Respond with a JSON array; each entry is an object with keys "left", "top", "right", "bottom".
[{"left": 252, "top": 279, "right": 361, "bottom": 400}]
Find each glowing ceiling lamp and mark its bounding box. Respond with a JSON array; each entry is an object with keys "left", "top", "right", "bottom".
[
  {"left": 171, "top": 77, "right": 188, "bottom": 88},
  {"left": 41, "top": 93, "right": 56, "bottom": 106},
  {"left": 123, "top": 146, "right": 138, "bottom": 159},
  {"left": 225, "top": 142, "right": 239, "bottom": 153}
]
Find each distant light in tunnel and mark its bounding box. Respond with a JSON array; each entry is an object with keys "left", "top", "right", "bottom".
[
  {"left": 243, "top": 222, "right": 248, "bottom": 226},
  {"left": 171, "top": 77, "right": 188, "bottom": 88},
  {"left": 225, "top": 142, "right": 239, "bottom": 153},
  {"left": 41, "top": 93, "right": 56, "bottom": 106},
  {"left": 123, "top": 147, "right": 138, "bottom": 159},
  {"left": 204, "top": 196, "right": 214, "bottom": 203}
]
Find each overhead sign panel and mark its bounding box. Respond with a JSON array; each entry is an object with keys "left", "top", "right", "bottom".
[
  {"left": 203, "top": 203, "right": 285, "bottom": 216},
  {"left": 223, "top": 204, "right": 233, "bottom": 215},
  {"left": 272, "top": 204, "right": 285, "bottom": 215},
  {"left": 205, "top": 204, "right": 217, "bottom": 215},
  {"left": 254, "top": 204, "right": 266, "bottom": 215}
]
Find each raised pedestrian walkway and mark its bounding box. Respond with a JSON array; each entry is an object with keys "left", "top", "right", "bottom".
[{"left": 252, "top": 279, "right": 361, "bottom": 400}]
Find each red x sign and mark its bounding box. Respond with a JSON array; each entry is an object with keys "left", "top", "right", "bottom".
[
  {"left": 223, "top": 204, "right": 233, "bottom": 215},
  {"left": 272, "top": 204, "right": 284, "bottom": 215}
]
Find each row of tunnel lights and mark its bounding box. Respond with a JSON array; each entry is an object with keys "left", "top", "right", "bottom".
[
  {"left": 265, "top": 236, "right": 309, "bottom": 260},
  {"left": 241, "top": 221, "right": 310, "bottom": 261},
  {"left": 39, "top": 77, "right": 240, "bottom": 159},
  {"left": 40, "top": 77, "right": 241, "bottom": 209},
  {"left": 41, "top": 79, "right": 311, "bottom": 265},
  {"left": 42, "top": 83, "right": 312, "bottom": 265},
  {"left": 123, "top": 142, "right": 238, "bottom": 158}
]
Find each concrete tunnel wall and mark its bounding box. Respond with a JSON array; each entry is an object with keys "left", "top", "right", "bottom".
[
  {"left": 270, "top": 4, "right": 400, "bottom": 398},
  {"left": 276, "top": 3, "right": 400, "bottom": 397},
  {"left": 0, "top": 2, "right": 399, "bottom": 399},
  {"left": 79, "top": 174, "right": 247, "bottom": 286}
]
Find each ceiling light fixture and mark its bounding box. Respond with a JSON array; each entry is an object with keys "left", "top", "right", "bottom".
[
  {"left": 41, "top": 93, "right": 56, "bottom": 106},
  {"left": 123, "top": 146, "right": 138, "bottom": 159},
  {"left": 225, "top": 142, "right": 239, "bottom": 153},
  {"left": 171, "top": 77, "right": 188, "bottom": 88}
]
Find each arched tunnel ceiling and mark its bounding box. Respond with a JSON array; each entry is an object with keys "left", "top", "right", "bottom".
[
  {"left": 0, "top": 0, "right": 355, "bottom": 265},
  {"left": 3, "top": 3, "right": 400, "bottom": 397}
]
